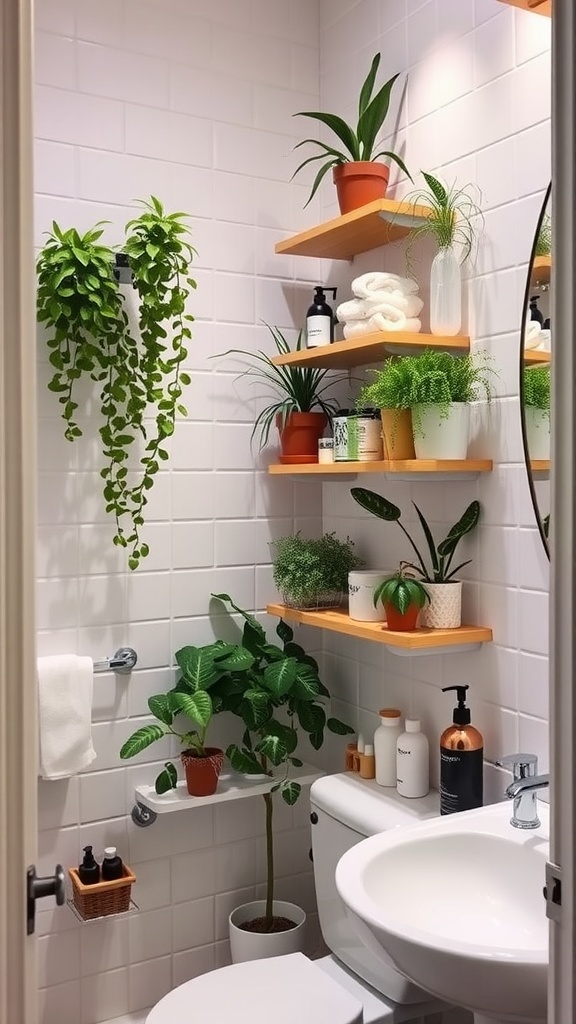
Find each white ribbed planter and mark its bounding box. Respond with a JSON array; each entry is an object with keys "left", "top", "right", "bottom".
[
  {"left": 229, "top": 900, "right": 306, "bottom": 963},
  {"left": 420, "top": 581, "right": 462, "bottom": 629},
  {"left": 412, "top": 403, "right": 470, "bottom": 460},
  {"left": 524, "top": 406, "right": 550, "bottom": 460}
]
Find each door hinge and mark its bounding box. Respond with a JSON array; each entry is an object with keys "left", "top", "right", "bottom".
[{"left": 544, "top": 860, "right": 562, "bottom": 922}]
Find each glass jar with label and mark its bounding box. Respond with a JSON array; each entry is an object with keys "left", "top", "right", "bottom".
[
  {"left": 333, "top": 410, "right": 350, "bottom": 461},
  {"left": 318, "top": 438, "right": 334, "bottom": 464},
  {"left": 347, "top": 408, "right": 383, "bottom": 462}
]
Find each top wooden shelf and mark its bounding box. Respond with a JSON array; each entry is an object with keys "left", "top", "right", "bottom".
[
  {"left": 530, "top": 255, "right": 551, "bottom": 285},
  {"left": 271, "top": 330, "right": 470, "bottom": 370},
  {"left": 275, "top": 198, "right": 431, "bottom": 260},
  {"left": 524, "top": 348, "right": 551, "bottom": 364},
  {"left": 497, "top": 0, "right": 551, "bottom": 15}
]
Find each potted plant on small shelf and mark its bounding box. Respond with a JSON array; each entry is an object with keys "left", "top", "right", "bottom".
[
  {"left": 272, "top": 532, "right": 363, "bottom": 609},
  {"left": 400, "top": 349, "right": 495, "bottom": 460},
  {"left": 211, "top": 594, "right": 353, "bottom": 962},
  {"left": 292, "top": 53, "right": 412, "bottom": 213},
  {"left": 357, "top": 357, "right": 416, "bottom": 459},
  {"left": 119, "top": 640, "right": 248, "bottom": 797},
  {"left": 217, "top": 324, "right": 349, "bottom": 464},
  {"left": 36, "top": 196, "right": 197, "bottom": 570},
  {"left": 374, "top": 563, "right": 430, "bottom": 631},
  {"left": 350, "top": 488, "right": 480, "bottom": 628},
  {"left": 523, "top": 365, "right": 550, "bottom": 462},
  {"left": 403, "top": 172, "right": 483, "bottom": 336}
]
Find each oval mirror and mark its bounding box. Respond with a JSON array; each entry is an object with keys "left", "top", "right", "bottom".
[{"left": 521, "top": 182, "right": 551, "bottom": 558}]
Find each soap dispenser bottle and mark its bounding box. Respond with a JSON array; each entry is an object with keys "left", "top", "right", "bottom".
[
  {"left": 101, "top": 846, "right": 124, "bottom": 881},
  {"left": 78, "top": 845, "right": 100, "bottom": 885},
  {"left": 306, "top": 286, "right": 337, "bottom": 348},
  {"left": 440, "top": 685, "right": 483, "bottom": 815},
  {"left": 529, "top": 295, "right": 544, "bottom": 325}
]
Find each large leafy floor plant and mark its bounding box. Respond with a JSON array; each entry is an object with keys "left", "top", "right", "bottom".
[
  {"left": 212, "top": 593, "right": 353, "bottom": 932},
  {"left": 37, "top": 196, "right": 196, "bottom": 568}
]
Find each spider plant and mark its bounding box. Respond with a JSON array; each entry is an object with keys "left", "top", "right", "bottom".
[
  {"left": 292, "top": 53, "right": 412, "bottom": 207},
  {"left": 403, "top": 171, "right": 483, "bottom": 267},
  {"left": 217, "top": 324, "right": 349, "bottom": 449}
]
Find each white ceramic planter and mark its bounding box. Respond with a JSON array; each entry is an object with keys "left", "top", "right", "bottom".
[
  {"left": 524, "top": 406, "right": 550, "bottom": 461},
  {"left": 229, "top": 900, "right": 306, "bottom": 963},
  {"left": 348, "top": 569, "right": 389, "bottom": 622},
  {"left": 412, "top": 402, "right": 470, "bottom": 460},
  {"left": 420, "top": 581, "right": 462, "bottom": 629}
]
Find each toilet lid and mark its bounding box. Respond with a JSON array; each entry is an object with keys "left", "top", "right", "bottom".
[{"left": 146, "top": 952, "right": 363, "bottom": 1024}]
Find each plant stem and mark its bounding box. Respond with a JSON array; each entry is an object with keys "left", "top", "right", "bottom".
[{"left": 263, "top": 791, "right": 274, "bottom": 929}]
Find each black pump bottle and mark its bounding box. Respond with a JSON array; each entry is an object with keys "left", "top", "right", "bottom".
[
  {"left": 440, "top": 685, "right": 484, "bottom": 815},
  {"left": 306, "top": 286, "right": 337, "bottom": 348},
  {"left": 78, "top": 845, "right": 100, "bottom": 885}
]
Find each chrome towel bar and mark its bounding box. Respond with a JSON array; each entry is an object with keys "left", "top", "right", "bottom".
[{"left": 93, "top": 647, "right": 137, "bottom": 674}]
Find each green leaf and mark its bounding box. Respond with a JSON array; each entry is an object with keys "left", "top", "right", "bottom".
[
  {"left": 358, "top": 52, "right": 381, "bottom": 118},
  {"left": 422, "top": 171, "right": 448, "bottom": 207},
  {"left": 357, "top": 72, "right": 400, "bottom": 159},
  {"left": 263, "top": 658, "right": 297, "bottom": 698},
  {"left": 168, "top": 689, "right": 212, "bottom": 728},
  {"left": 226, "top": 743, "right": 266, "bottom": 776},
  {"left": 280, "top": 780, "right": 302, "bottom": 806},
  {"left": 412, "top": 502, "right": 439, "bottom": 577},
  {"left": 175, "top": 646, "right": 221, "bottom": 691},
  {"left": 293, "top": 663, "right": 320, "bottom": 701},
  {"left": 217, "top": 646, "right": 255, "bottom": 672},
  {"left": 257, "top": 733, "right": 286, "bottom": 767},
  {"left": 327, "top": 717, "right": 355, "bottom": 736},
  {"left": 293, "top": 110, "right": 359, "bottom": 160},
  {"left": 155, "top": 762, "right": 178, "bottom": 794},
  {"left": 350, "top": 488, "right": 401, "bottom": 521},
  {"left": 297, "top": 701, "right": 326, "bottom": 735},
  {"left": 437, "top": 500, "right": 481, "bottom": 557},
  {"left": 120, "top": 724, "right": 165, "bottom": 758},
  {"left": 148, "top": 693, "right": 173, "bottom": 726},
  {"left": 276, "top": 619, "right": 294, "bottom": 645}
]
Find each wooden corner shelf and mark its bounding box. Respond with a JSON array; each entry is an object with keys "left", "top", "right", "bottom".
[
  {"left": 530, "top": 460, "right": 550, "bottom": 473},
  {"left": 524, "top": 349, "right": 551, "bottom": 364},
  {"left": 497, "top": 0, "right": 551, "bottom": 14},
  {"left": 267, "top": 604, "right": 492, "bottom": 656},
  {"left": 275, "top": 198, "right": 431, "bottom": 260},
  {"left": 271, "top": 331, "right": 470, "bottom": 370},
  {"left": 268, "top": 459, "right": 493, "bottom": 479},
  {"left": 531, "top": 255, "right": 551, "bottom": 285}
]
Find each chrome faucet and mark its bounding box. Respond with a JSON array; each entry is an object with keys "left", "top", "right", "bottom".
[{"left": 497, "top": 753, "right": 549, "bottom": 829}]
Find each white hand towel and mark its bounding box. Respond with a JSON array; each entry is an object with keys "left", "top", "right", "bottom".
[
  {"left": 38, "top": 655, "right": 96, "bottom": 779},
  {"left": 352, "top": 272, "right": 420, "bottom": 299},
  {"left": 367, "top": 312, "right": 422, "bottom": 333},
  {"left": 337, "top": 293, "right": 423, "bottom": 323},
  {"left": 524, "top": 320, "right": 542, "bottom": 350}
]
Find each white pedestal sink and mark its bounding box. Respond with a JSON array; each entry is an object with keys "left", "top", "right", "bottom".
[{"left": 335, "top": 800, "right": 549, "bottom": 1024}]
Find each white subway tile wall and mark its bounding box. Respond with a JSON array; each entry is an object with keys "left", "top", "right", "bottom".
[{"left": 35, "top": 0, "right": 550, "bottom": 1021}]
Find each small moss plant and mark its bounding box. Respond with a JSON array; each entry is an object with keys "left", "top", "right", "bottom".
[
  {"left": 535, "top": 213, "right": 552, "bottom": 257},
  {"left": 37, "top": 197, "right": 197, "bottom": 568},
  {"left": 272, "top": 533, "right": 363, "bottom": 608},
  {"left": 523, "top": 365, "right": 550, "bottom": 412}
]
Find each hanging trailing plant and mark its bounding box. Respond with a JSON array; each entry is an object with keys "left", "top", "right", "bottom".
[{"left": 36, "top": 196, "right": 196, "bottom": 569}]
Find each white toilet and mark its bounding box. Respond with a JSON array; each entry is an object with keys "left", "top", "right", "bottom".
[{"left": 146, "top": 772, "right": 446, "bottom": 1024}]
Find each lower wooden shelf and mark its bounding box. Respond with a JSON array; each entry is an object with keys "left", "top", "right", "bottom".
[
  {"left": 134, "top": 762, "right": 324, "bottom": 815},
  {"left": 524, "top": 350, "right": 551, "bottom": 365},
  {"left": 530, "top": 460, "right": 550, "bottom": 474},
  {"left": 269, "top": 459, "right": 493, "bottom": 480},
  {"left": 267, "top": 604, "right": 492, "bottom": 656}
]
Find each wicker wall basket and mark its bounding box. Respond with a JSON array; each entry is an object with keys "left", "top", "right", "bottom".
[{"left": 69, "top": 864, "right": 136, "bottom": 921}]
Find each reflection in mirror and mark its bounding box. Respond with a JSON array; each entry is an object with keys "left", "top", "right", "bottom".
[{"left": 521, "top": 182, "right": 551, "bottom": 558}]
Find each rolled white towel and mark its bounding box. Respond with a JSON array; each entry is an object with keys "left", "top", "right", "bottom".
[
  {"left": 352, "top": 272, "right": 420, "bottom": 299},
  {"left": 336, "top": 297, "right": 370, "bottom": 322},
  {"left": 524, "top": 320, "right": 542, "bottom": 350},
  {"left": 343, "top": 314, "right": 422, "bottom": 338},
  {"left": 337, "top": 292, "right": 424, "bottom": 323}
]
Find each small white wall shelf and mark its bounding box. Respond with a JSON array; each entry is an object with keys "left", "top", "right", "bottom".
[{"left": 132, "top": 762, "right": 324, "bottom": 823}]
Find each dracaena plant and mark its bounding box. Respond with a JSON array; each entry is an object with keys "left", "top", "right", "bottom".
[
  {"left": 36, "top": 196, "right": 197, "bottom": 569},
  {"left": 217, "top": 324, "right": 349, "bottom": 449},
  {"left": 351, "top": 488, "right": 480, "bottom": 584},
  {"left": 403, "top": 171, "right": 483, "bottom": 268},
  {"left": 292, "top": 53, "right": 412, "bottom": 206},
  {"left": 212, "top": 593, "right": 353, "bottom": 930}
]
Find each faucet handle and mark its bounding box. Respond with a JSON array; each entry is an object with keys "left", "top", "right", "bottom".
[{"left": 496, "top": 752, "right": 538, "bottom": 780}]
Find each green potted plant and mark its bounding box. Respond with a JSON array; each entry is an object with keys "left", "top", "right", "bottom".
[
  {"left": 523, "top": 365, "right": 550, "bottom": 462},
  {"left": 395, "top": 349, "right": 495, "bottom": 460},
  {"left": 403, "top": 172, "right": 483, "bottom": 336},
  {"left": 350, "top": 487, "right": 480, "bottom": 628},
  {"left": 292, "top": 53, "right": 412, "bottom": 213},
  {"left": 211, "top": 594, "right": 353, "bottom": 961},
  {"left": 535, "top": 212, "right": 552, "bottom": 257},
  {"left": 217, "top": 324, "right": 349, "bottom": 464},
  {"left": 373, "top": 563, "right": 430, "bottom": 631},
  {"left": 36, "top": 196, "right": 196, "bottom": 569},
  {"left": 357, "top": 357, "right": 417, "bottom": 459},
  {"left": 119, "top": 640, "right": 249, "bottom": 797},
  {"left": 272, "top": 532, "right": 363, "bottom": 609}
]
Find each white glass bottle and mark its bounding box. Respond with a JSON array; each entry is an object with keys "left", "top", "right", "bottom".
[
  {"left": 430, "top": 245, "right": 462, "bottom": 336},
  {"left": 396, "top": 719, "right": 429, "bottom": 798},
  {"left": 374, "top": 708, "right": 403, "bottom": 787}
]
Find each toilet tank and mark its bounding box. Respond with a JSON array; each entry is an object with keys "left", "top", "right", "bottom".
[{"left": 310, "top": 773, "right": 439, "bottom": 1005}]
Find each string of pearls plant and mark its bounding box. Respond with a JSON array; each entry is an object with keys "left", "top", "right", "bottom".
[{"left": 37, "top": 196, "right": 196, "bottom": 569}]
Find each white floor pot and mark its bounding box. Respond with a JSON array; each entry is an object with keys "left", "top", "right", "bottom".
[
  {"left": 420, "top": 581, "right": 462, "bottom": 629},
  {"left": 229, "top": 900, "right": 306, "bottom": 963},
  {"left": 412, "top": 402, "right": 470, "bottom": 460},
  {"left": 524, "top": 406, "right": 550, "bottom": 461}
]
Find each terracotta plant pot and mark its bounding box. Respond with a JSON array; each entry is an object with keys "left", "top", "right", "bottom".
[
  {"left": 333, "top": 161, "right": 390, "bottom": 215},
  {"left": 181, "top": 748, "right": 224, "bottom": 797},
  {"left": 277, "top": 411, "right": 327, "bottom": 464},
  {"left": 380, "top": 408, "right": 415, "bottom": 460},
  {"left": 384, "top": 602, "right": 420, "bottom": 632}
]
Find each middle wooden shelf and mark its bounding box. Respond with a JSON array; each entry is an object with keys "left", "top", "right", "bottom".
[
  {"left": 271, "top": 330, "right": 470, "bottom": 370},
  {"left": 269, "top": 458, "right": 493, "bottom": 479},
  {"left": 267, "top": 603, "right": 493, "bottom": 656}
]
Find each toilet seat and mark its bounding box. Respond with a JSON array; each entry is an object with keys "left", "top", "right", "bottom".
[{"left": 146, "top": 952, "right": 363, "bottom": 1024}]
